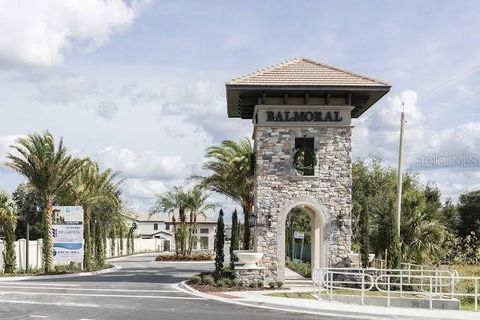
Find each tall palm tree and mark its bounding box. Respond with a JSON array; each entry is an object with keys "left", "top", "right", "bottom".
[
  {"left": 198, "top": 138, "right": 254, "bottom": 249},
  {"left": 60, "top": 159, "right": 121, "bottom": 270},
  {"left": 151, "top": 186, "right": 190, "bottom": 255},
  {"left": 186, "top": 186, "right": 216, "bottom": 255},
  {"left": 6, "top": 131, "right": 85, "bottom": 272}
]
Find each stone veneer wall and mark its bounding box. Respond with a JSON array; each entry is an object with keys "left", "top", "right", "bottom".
[{"left": 253, "top": 126, "right": 352, "bottom": 281}]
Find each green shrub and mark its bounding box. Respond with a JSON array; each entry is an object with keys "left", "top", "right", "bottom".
[
  {"left": 190, "top": 275, "right": 201, "bottom": 284},
  {"left": 155, "top": 253, "right": 213, "bottom": 262},
  {"left": 256, "top": 281, "right": 264, "bottom": 288},
  {"left": 275, "top": 281, "right": 284, "bottom": 288},
  {"left": 233, "top": 279, "right": 244, "bottom": 287},
  {"left": 268, "top": 281, "right": 276, "bottom": 289},
  {"left": 249, "top": 282, "right": 258, "bottom": 288},
  {"left": 202, "top": 274, "right": 215, "bottom": 285},
  {"left": 286, "top": 260, "right": 311, "bottom": 278},
  {"left": 215, "top": 279, "right": 226, "bottom": 287},
  {"left": 224, "top": 278, "right": 233, "bottom": 286}
]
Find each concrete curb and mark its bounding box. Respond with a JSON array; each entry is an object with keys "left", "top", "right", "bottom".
[
  {"left": 0, "top": 265, "right": 122, "bottom": 282},
  {"left": 177, "top": 281, "right": 478, "bottom": 320},
  {"left": 154, "top": 260, "right": 214, "bottom": 264},
  {"left": 177, "top": 281, "right": 383, "bottom": 319}
]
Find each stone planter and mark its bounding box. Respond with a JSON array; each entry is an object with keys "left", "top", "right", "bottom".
[
  {"left": 233, "top": 250, "right": 263, "bottom": 268},
  {"left": 347, "top": 252, "right": 375, "bottom": 267}
]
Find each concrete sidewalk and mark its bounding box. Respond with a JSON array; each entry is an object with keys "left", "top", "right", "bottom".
[{"left": 179, "top": 282, "right": 479, "bottom": 320}]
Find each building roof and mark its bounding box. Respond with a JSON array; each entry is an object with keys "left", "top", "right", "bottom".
[
  {"left": 225, "top": 57, "right": 390, "bottom": 119},
  {"left": 227, "top": 58, "right": 389, "bottom": 87},
  {"left": 121, "top": 211, "right": 217, "bottom": 224}
]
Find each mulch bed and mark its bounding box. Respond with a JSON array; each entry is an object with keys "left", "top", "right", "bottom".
[
  {"left": 188, "top": 283, "right": 288, "bottom": 292},
  {"left": 155, "top": 254, "right": 213, "bottom": 262}
]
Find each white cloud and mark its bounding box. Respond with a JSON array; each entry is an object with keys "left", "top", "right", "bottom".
[
  {"left": 456, "top": 83, "right": 475, "bottom": 99},
  {"left": 353, "top": 90, "right": 480, "bottom": 202},
  {"left": 0, "top": 0, "right": 150, "bottom": 68},
  {"left": 96, "top": 101, "right": 119, "bottom": 119},
  {"left": 0, "top": 134, "right": 22, "bottom": 167},
  {"left": 98, "top": 147, "right": 188, "bottom": 180}
]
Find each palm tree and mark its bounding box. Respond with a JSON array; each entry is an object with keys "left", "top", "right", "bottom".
[
  {"left": 6, "top": 131, "right": 85, "bottom": 272},
  {"left": 186, "top": 186, "right": 216, "bottom": 255},
  {"left": 60, "top": 159, "right": 121, "bottom": 270},
  {"left": 151, "top": 186, "right": 190, "bottom": 255},
  {"left": 198, "top": 138, "right": 254, "bottom": 249}
]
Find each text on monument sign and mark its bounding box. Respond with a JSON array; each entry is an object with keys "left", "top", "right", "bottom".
[{"left": 266, "top": 111, "right": 343, "bottom": 122}]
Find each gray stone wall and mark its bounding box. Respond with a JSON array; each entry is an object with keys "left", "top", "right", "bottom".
[{"left": 253, "top": 126, "right": 352, "bottom": 281}]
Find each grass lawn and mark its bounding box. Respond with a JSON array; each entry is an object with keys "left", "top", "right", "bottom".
[{"left": 267, "top": 292, "right": 315, "bottom": 299}]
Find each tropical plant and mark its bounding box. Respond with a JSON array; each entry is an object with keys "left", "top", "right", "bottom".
[
  {"left": 0, "top": 192, "right": 17, "bottom": 273},
  {"left": 185, "top": 186, "right": 215, "bottom": 255},
  {"left": 6, "top": 131, "right": 85, "bottom": 272},
  {"left": 151, "top": 186, "right": 189, "bottom": 255},
  {"left": 198, "top": 138, "right": 254, "bottom": 249},
  {"left": 352, "top": 157, "right": 446, "bottom": 266},
  {"left": 59, "top": 159, "right": 121, "bottom": 270},
  {"left": 214, "top": 209, "right": 225, "bottom": 273}
]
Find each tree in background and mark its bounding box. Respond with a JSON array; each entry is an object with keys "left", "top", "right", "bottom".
[
  {"left": 186, "top": 186, "right": 216, "bottom": 255},
  {"left": 6, "top": 131, "right": 85, "bottom": 272},
  {"left": 230, "top": 209, "right": 240, "bottom": 269},
  {"left": 12, "top": 184, "right": 43, "bottom": 241},
  {"left": 457, "top": 190, "right": 480, "bottom": 237},
  {"left": 59, "top": 159, "right": 121, "bottom": 270},
  {"left": 152, "top": 186, "right": 189, "bottom": 255},
  {"left": 198, "top": 138, "right": 254, "bottom": 250},
  {"left": 215, "top": 209, "right": 225, "bottom": 274},
  {"left": 352, "top": 157, "right": 446, "bottom": 266},
  {"left": 0, "top": 192, "right": 17, "bottom": 273}
]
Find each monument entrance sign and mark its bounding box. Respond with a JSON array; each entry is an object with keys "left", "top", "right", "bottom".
[{"left": 226, "top": 58, "right": 390, "bottom": 282}]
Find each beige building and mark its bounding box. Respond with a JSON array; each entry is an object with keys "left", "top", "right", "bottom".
[{"left": 121, "top": 212, "right": 217, "bottom": 253}]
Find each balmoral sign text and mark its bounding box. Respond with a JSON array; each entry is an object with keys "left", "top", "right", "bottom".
[{"left": 266, "top": 111, "right": 343, "bottom": 122}]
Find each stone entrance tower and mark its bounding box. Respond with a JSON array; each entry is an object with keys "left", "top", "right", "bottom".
[{"left": 226, "top": 58, "right": 390, "bottom": 282}]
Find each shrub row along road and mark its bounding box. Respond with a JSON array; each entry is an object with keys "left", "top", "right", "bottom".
[{"left": 0, "top": 253, "right": 350, "bottom": 320}]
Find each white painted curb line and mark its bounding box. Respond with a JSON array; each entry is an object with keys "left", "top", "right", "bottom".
[
  {"left": 0, "top": 265, "right": 122, "bottom": 282},
  {"left": 176, "top": 281, "right": 380, "bottom": 320}
]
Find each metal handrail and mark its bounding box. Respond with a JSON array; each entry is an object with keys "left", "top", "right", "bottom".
[{"left": 313, "top": 267, "right": 479, "bottom": 311}]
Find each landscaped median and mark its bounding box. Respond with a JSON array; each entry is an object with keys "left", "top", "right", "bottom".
[
  {"left": 187, "top": 269, "right": 284, "bottom": 291},
  {"left": 155, "top": 252, "right": 213, "bottom": 262}
]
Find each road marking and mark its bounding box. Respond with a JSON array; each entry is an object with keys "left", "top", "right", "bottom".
[
  {"left": 0, "top": 291, "right": 206, "bottom": 300},
  {"left": 0, "top": 299, "right": 98, "bottom": 308},
  {"left": 0, "top": 282, "right": 79, "bottom": 287},
  {"left": 30, "top": 316, "right": 48, "bottom": 319},
  {"left": 0, "top": 285, "right": 177, "bottom": 293}
]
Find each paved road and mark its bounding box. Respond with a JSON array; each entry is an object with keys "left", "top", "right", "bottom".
[{"left": 0, "top": 254, "right": 349, "bottom": 320}]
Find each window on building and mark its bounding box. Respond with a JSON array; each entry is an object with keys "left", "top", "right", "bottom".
[
  {"left": 200, "top": 228, "right": 209, "bottom": 234},
  {"left": 294, "top": 137, "right": 316, "bottom": 176},
  {"left": 154, "top": 223, "right": 158, "bottom": 231},
  {"left": 200, "top": 237, "right": 209, "bottom": 250},
  {"left": 165, "top": 223, "right": 170, "bottom": 230}
]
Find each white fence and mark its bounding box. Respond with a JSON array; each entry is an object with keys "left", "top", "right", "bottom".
[{"left": 0, "top": 238, "right": 164, "bottom": 272}]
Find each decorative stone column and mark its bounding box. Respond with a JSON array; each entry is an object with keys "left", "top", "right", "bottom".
[{"left": 252, "top": 105, "right": 353, "bottom": 282}]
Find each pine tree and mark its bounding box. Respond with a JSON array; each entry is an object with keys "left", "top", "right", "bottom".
[
  {"left": 230, "top": 209, "right": 240, "bottom": 269},
  {"left": 215, "top": 209, "right": 225, "bottom": 273}
]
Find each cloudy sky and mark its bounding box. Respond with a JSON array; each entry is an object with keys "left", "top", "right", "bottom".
[{"left": 0, "top": 0, "right": 479, "bottom": 219}]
